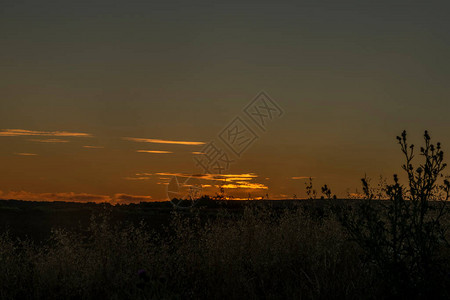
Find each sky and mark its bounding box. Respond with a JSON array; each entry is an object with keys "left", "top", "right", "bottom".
[{"left": 1, "top": 0, "right": 450, "bottom": 203}]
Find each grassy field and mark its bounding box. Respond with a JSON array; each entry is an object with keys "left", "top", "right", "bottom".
[{"left": 0, "top": 198, "right": 449, "bottom": 299}]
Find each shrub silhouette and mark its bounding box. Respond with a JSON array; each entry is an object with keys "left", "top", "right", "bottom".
[
  {"left": 321, "top": 184, "right": 332, "bottom": 199},
  {"left": 305, "top": 177, "right": 317, "bottom": 199},
  {"left": 340, "top": 131, "right": 450, "bottom": 299}
]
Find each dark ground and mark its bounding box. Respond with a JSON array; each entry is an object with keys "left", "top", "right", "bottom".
[{"left": 0, "top": 198, "right": 359, "bottom": 241}]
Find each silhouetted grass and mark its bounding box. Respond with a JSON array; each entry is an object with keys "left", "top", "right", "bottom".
[
  {"left": 0, "top": 200, "right": 448, "bottom": 299},
  {"left": 0, "top": 205, "right": 360, "bottom": 299}
]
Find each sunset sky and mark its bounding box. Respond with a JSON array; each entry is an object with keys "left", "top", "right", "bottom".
[{"left": 1, "top": 1, "right": 450, "bottom": 202}]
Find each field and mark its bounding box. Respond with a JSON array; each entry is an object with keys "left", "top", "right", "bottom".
[{"left": 0, "top": 198, "right": 449, "bottom": 300}]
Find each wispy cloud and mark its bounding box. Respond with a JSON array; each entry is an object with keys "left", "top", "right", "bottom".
[
  {"left": 123, "top": 137, "right": 205, "bottom": 146},
  {"left": 28, "top": 139, "right": 69, "bottom": 143},
  {"left": 124, "top": 173, "right": 154, "bottom": 180},
  {"left": 222, "top": 182, "right": 268, "bottom": 189},
  {"left": 83, "top": 146, "right": 104, "bottom": 149},
  {"left": 156, "top": 172, "right": 258, "bottom": 182},
  {"left": 14, "top": 153, "right": 38, "bottom": 156},
  {"left": 192, "top": 151, "right": 206, "bottom": 155},
  {"left": 154, "top": 172, "right": 267, "bottom": 190},
  {"left": 0, "top": 190, "right": 157, "bottom": 204},
  {"left": 0, "top": 129, "right": 92, "bottom": 137},
  {"left": 137, "top": 150, "right": 173, "bottom": 154},
  {"left": 136, "top": 173, "right": 152, "bottom": 176},
  {"left": 291, "top": 176, "right": 311, "bottom": 180},
  {"left": 124, "top": 176, "right": 152, "bottom": 180},
  {"left": 125, "top": 172, "right": 267, "bottom": 190},
  {"left": 0, "top": 191, "right": 110, "bottom": 202}
]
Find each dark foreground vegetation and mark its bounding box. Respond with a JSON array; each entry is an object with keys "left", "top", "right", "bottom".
[{"left": 0, "top": 131, "right": 449, "bottom": 299}]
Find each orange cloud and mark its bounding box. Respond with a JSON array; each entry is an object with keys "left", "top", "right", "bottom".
[
  {"left": 83, "top": 146, "right": 104, "bottom": 149},
  {"left": 28, "top": 139, "right": 69, "bottom": 143},
  {"left": 124, "top": 176, "right": 152, "bottom": 180},
  {"left": 0, "top": 191, "right": 159, "bottom": 204},
  {"left": 291, "top": 176, "right": 311, "bottom": 180},
  {"left": 14, "top": 153, "right": 38, "bottom": 156},
  {"left": 155, "top": 172, "right": 258, "bottom": 182},
  {"left": 0, "top": 191, "right": 111, "bottom": 202},
  {"left": 0, "top": 129, "right": 92, "bottom": 137},
  {"left": 137, "top": 150, "right": 173, "bottom": 154},
  {"left": 154, "top": 172, "right": 267, "bottom": 190},
  {"left": 123, "top": 137, "right": 205, "bottom": 146},
  {"left": 222, "top": 182, "right": 268, "bottom": 189}
]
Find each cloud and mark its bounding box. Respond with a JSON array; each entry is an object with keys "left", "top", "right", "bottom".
[
  {"left": 221, "top": 182, "right": 268, "bottom": 189},
  {"left": 192, "top": 151, "right": 206, "bottom": 155},
  {"left": 124, "top": 177, "right": 152, "bottom": 180},
  {"left": 0, "top": 191, "right": 159, "bottom": 204},
  {"left": 291, "top": 176, "right": 311, "bottom": 180},
  {"left": 127, "top": 172, "right": 268, "bottom": 191},
  {"left": 113, "top": 193, "right": 153, "bottom": 204},
  {"left": 0, "top": 129, "right": 92, "bottom": 137},
  {"left": 83, "top": 146, "right": 104, "bottom": 149},
  {"left": 28, "top": 139, "right": 69, "bottom": 143},
  {"left": 154, "top": 172, "right": 268, "bottom": 190},
  {"left": 123, "top": 137, "right": 205, "bottom": 146},
  {"left": 155, "top": 172, "right": 258, "bottom": 182},
  {"left": 0, "top": 191, "right": 111, "bottom": 203},
  {"left": 137, "top": 150, "right": 173, "bottom": 154},
  {"left": 14, "top": 153, "right": 38, "bottom": 156}
]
